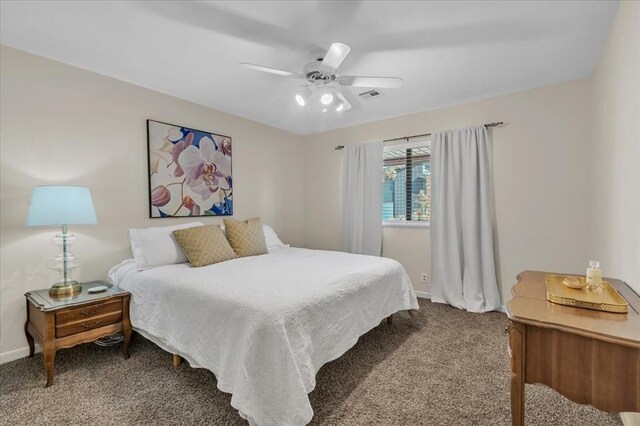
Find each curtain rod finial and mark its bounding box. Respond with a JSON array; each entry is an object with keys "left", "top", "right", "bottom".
[{"left": 335, "top": 145, "right": 345, "bottom": 150}]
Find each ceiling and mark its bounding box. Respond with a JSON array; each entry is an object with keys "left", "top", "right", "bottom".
[{"left": 0, "top": 1, "right": 618, "bottom": 135}]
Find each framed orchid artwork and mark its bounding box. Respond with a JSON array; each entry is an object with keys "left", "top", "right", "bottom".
[{"left": 147, "top": 120, "right": 232, "bottom": 218}]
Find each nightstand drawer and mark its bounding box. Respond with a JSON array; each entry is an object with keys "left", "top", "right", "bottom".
[
  {"left": 55, "top": 299, "right": 122, "bottom": 324},
  {"left": 55, "top": 311, "right": 122, "bottom": 338}
]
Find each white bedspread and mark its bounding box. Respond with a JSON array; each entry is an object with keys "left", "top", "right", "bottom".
[{"left": 108, "top": 247, "right": 418, "bottom": 426}]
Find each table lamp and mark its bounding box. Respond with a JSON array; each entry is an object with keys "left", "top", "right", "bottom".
[{"left": 26, "top": 186, "right": 98, "bottom": 297}]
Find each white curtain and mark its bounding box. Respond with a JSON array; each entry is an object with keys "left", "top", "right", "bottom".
[
  {"left": 342, "top": 141, "right": 383, "bottom": 256},
  {"left": 430, "top": 126, "right": 501, "bottom": 312}
]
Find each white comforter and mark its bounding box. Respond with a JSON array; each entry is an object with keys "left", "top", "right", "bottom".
[{"left": 108, "top": 247, "right": 418, "bottom": 426}]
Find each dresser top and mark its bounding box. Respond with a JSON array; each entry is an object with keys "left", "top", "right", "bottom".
[
  {"left": 506, "top": 271, "right": 640, "bottom": 348},
  {"left": 26, "top": 281, "right": 128, "bottom": 311}
]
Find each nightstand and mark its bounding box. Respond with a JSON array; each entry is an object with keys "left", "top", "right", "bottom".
[{"left": 24, "top": 281, "right": 132, "bottom": 387}]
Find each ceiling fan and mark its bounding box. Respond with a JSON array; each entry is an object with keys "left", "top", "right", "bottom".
[{"left": 240, "top": 42, "right": 403, "bottom": 112}]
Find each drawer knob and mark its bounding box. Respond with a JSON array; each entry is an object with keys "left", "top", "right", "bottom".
[
  {"left": 81, "top": 320, "right": 102, "bottom": 329},
  {"left": 81, "top": 307, "right": 102, "bottom": 317}
]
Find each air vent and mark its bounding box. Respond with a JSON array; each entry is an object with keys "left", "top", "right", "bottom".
[{"left": 358, "top": 89, "right": 384, "bottom": 100}]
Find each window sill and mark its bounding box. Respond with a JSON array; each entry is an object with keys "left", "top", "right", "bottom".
[{"left": 383, "top": 221, "right": 430, "bottom": 229}]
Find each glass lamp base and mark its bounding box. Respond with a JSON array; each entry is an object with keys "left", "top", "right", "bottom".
[{"left": 49, "top": 281, "right": 82, "bottom": 298}]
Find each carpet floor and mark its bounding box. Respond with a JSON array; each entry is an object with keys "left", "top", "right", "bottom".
[{"left": 1, "top": 300, "right": 622, "bottom": 425}]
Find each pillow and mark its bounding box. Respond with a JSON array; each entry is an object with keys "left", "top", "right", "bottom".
[
  {"left": 218, "top": 223, "right": 287, "bottom": 250},
  {"left": 262, "top": 224, "right": 287, "bottom": 250},
  {"left": 223, "top": 217, "right": 268, "bottom": 257},
  {"left": 129, "top": 221, "right": 203, "bottom": 270},
  {"left": 172, "top": 225, "right": 237, "bottom": 267}
]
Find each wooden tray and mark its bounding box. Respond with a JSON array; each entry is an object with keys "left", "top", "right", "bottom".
[{"left": 545, "top": 274, "right": 628, "bottom": 314}]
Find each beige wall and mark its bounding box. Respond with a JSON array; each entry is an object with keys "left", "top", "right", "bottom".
[
  {"left": 590, "top": 0, "right": 639, "bottom": 294},
  {"left": 303, "top": 78, "right": 593, "bottom": 300},
  {"left": 0, "top": 46, "right": 305, "bottom": 361}
]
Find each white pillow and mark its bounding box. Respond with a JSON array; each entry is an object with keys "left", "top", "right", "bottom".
[
  {"left": 129, "top": 221, "right": 204, "bottom": 270},
  {"left": 263, "top": 224, "right": 287, "bottom": 250}
]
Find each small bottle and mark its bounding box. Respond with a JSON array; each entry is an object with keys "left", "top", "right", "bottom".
[{"left": 586, "top": 260, "right": 602, "bottom": 292}]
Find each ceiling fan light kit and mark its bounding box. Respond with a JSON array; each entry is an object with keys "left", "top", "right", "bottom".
[
  {"left": 335, "top": 92, "right": 351, "bottom": 112},
  {"left": 320, "top": 91, "right": 334, "bottom": 105},
  {"left": 241, "top": 42, "right": 403, "bottom": 114},
  {"left": 295, "top": 87, "right": 313, "bottom": 106}
]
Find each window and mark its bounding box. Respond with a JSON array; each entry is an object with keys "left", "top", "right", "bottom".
[{"left": 382, "top": 140, "right": 431, "bottom": 226}]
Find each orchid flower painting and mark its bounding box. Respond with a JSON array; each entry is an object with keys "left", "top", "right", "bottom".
[{"left": 147, "top": 120, "right": 233, "bottom": 218}]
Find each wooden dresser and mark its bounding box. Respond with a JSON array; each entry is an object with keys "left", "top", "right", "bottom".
[
  {"left": 25, "top": 281, "right": 131, "bottom": 387},
  {"left": 506, "top": 271, "right": 640, "bottom": 425}
]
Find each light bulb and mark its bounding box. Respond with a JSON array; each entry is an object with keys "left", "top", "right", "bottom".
[
  {"left": 320, "top": 93, "right": 334, "bottom": 105},
  {"left": 336, "top": 102, "right": 344, "bottom": 112},
  {"left": 295, "top": 87, "right": 312, "bottom": 107}
]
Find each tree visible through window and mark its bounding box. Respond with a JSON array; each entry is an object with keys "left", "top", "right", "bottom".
[{"left": 382, "top": 144, "right": 431, "bottom": 222}]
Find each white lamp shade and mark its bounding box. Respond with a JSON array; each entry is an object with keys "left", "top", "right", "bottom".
[{"left": 26, "top": 186, "right": 98, "bottom": 227}]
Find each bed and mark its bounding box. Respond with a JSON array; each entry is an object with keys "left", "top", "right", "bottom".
[{"left": 108, "top": 246, "right": 419, "bottom": 426}]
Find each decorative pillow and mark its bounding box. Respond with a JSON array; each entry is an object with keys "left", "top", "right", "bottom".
[
  {"left": 223, "top": 217, "right": 268, "bottom": 257},
  {"left": 129, "top": 221, "right": 203, "bottom": 270},
  {"left": 172, "top": 225, "right": 237, "bottom": 267},
  {"left": 219, "top": 224, "right": 285, "bottom": 251}
]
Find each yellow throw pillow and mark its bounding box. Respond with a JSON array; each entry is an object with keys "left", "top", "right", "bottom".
[
  {"left": 223, "top": 217, "right": 268, "bottom": 257},
  {"left": 172, "top": 225, "right": 237, "bottom": 267}
]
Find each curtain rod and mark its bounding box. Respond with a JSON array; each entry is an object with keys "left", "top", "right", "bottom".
[{"left": 334, "top": 121, "right": 504, "bottom": 150}]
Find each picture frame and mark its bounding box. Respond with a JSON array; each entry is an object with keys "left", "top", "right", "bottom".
[{"left": 146, "top": 119, "right": 233, "bottom": 218}]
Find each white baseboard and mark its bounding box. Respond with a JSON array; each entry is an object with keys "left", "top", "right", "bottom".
[
  {"left": 1, "top": 344, "right": 41, "bottom": 365},
  {"left": 414, "top": 291, "right": 431, "bottom": 299},
  {"left": 621, "top": 412, "right": 640, "bottom": 426},
  {"left": 415, "top": 293, "right": 506, "bottom": 314}
]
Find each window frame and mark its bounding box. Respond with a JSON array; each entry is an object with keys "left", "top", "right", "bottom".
[{"left": 382, "top": 138, "right": 431, "bottom": 228}]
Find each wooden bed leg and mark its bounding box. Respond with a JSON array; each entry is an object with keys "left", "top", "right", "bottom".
[
  {"left": 387, "top": 314, "right": 394, "bottom": 325},
  {"left": 172, "top": 354, "right": 183, "bottom": 367},
  {"left": 408, "top": 309, "right": 419, "bottom": 318}
]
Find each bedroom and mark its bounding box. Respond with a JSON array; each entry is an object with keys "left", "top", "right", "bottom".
[{"left": 0, "top": 1, "right": 638, "bottom": 425}]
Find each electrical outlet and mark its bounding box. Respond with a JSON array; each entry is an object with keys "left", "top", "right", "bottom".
[{"left": 421, "top": 273, "right": 428, "bottom": 283}]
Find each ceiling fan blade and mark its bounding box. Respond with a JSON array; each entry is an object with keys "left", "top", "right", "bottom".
[
  {"left": 318, "top": 42, "right": 351, "bottom": 74},
  {"left": 338, "top": 76, "right": 404, "bottom": 88},
  {"left": 240, "top": 63, "right": 302, "bottom": 78}
]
